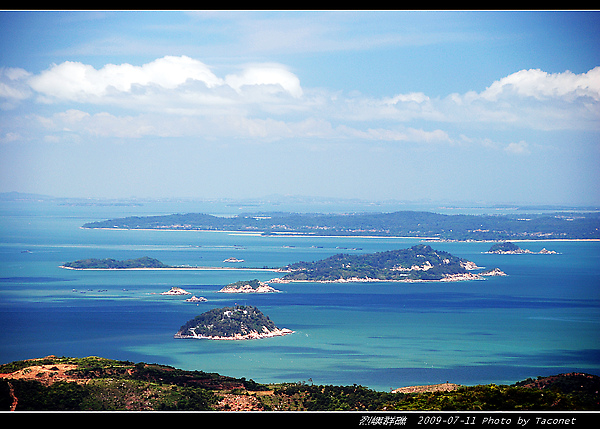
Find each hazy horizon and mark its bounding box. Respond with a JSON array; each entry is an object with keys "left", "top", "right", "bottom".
[
  {"left": 4, "top": 190, "right": 600, "bottom": 211},
  {"left": 1, "top": 11, "right": 599, "bottom": 205}
]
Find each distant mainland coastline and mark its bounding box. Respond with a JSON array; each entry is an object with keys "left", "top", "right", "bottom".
[{"left": 80, "top": 210, "right": 600, "bottom": 241}]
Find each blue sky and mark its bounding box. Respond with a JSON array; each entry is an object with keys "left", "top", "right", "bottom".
[{"left": 1, "top": 10, "right": 599, "bottom": 204}]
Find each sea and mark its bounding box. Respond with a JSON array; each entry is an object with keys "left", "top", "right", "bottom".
[{"left": 1, "top": 198, "right": 599, "bottom": 393}]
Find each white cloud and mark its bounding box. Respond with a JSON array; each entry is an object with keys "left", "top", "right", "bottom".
[
  {"left": 344, "top": 127, "right": 450, "bottom": 143},
  {"left": 0, "top": 132, "right": 21, "bottom": 143},
  {"left": 480, "top": 67, "right": 600, "bottom": 102},
  {"left": 32, "top": 106, "right": 456, "bottom": 147},
  {"left": 384, "top": 92, "right": 430, "bottom": 105},
  {"left": 504, "top": 140, "right": 530, "bottom": 155},
  {"left": 26, "top": 56, "right": 303, "bottom": 107},
  {"left": 16, "top": 57, "right": 600, "bottom": 129},
  {"left": 28, "top": 56, "right": 223, "bottom": 102},
  {"left": 0, "top": 67, "right": 33, "bottom": 108},
  {"left": 382, "top": 67, "right": 600, "bottom": 131},
  {"left": 37, "top": 109, "right": 164, "bottom": 139},
  {"left": 57, "top": 109, "right": 91, "bottom": 124},
  {"left": 4, "top": 57, "right": 600, "bottom": 148},
  {"left": 225, "top": 63, "right": 303, "bottom": 98}
]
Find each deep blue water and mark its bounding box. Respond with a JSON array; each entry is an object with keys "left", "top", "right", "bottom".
[{"left": 0, "top": 200, "right": 599, "bottom": 391}]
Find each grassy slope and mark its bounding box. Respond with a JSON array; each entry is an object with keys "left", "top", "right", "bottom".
[{"left": 1, "top": 356, "right": 598, "bottom": 411}]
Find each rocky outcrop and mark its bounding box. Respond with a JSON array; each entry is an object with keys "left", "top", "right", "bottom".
[
  {"left": 218, "top": 279, "right": 281, "bottom": 293},
  {"left": 160, "top": 287, "right": 191, "bottom": 295}
]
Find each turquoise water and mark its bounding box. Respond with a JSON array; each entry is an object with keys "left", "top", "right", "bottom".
[{"left": 1, "top": 200, "right": 599, "bottom": 392}]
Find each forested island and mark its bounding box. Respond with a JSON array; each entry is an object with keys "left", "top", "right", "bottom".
[
  {"left": 274, "top": 244, "right": 487, "bottom": 282},
  {"left": 81, "top": 210, "right": 600, "bottom": 240},
  {"left": 61, "top": 256, "right": 171, "bottom": 269},
  {"left": 174, "top": 305, "right": 293, "bottom": 340}
]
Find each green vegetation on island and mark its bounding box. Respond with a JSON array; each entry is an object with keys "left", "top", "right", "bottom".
[
  {"left": 61, "top": 256, "right": 171, "bottom": 269},
  {"left": 175, "top": 305, "right": 292, "bottom": 340},
  {"left": 278, "top": 244, "right": 477, "bottom": 282},
  {"left": 486, "top": 242, "right": 558, "bottom": 254},
  {"left": 1, "top": 356, "right": 598, "bottom": 411},
  {"left": 487, "top": 242, "right": 522, "bottom": 253},
  {"left": 81, "top": 210, "right": 600, "bottom": 240}
]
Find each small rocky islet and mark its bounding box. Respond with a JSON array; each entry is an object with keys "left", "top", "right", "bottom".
[{"left": 485, "top": 241, "right": 558, "bottom": 254}]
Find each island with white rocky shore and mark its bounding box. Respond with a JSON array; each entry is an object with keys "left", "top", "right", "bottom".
[
  {"left": 271, "top": 244, "right": 504, "bottom": 283},
  {"left": 174, "top": 305, "right": 293, "bottom": 340}
]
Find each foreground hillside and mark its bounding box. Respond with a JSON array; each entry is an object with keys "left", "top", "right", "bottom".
[{"left": 1, "top": 356, "right": 598, "bottom": 411}]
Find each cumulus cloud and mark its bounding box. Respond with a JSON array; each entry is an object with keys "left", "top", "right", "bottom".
[
  {"left": 382, "top": 67, "right": 600, "bottom": 130},
  {"left": 26, "top": 56, "right": 303, "bottom": 106},
  {"left": 225, "top": 63, "right": 303, "bottom": 98},
  {"left": 3, "top": 57, "right": 599, "bottom": 147},
  {"left": 27, "top": 56, "right": 223, "bottom": 102},
  {"left": 479, "top": 67, "right": 600, "bottom": 102}
]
